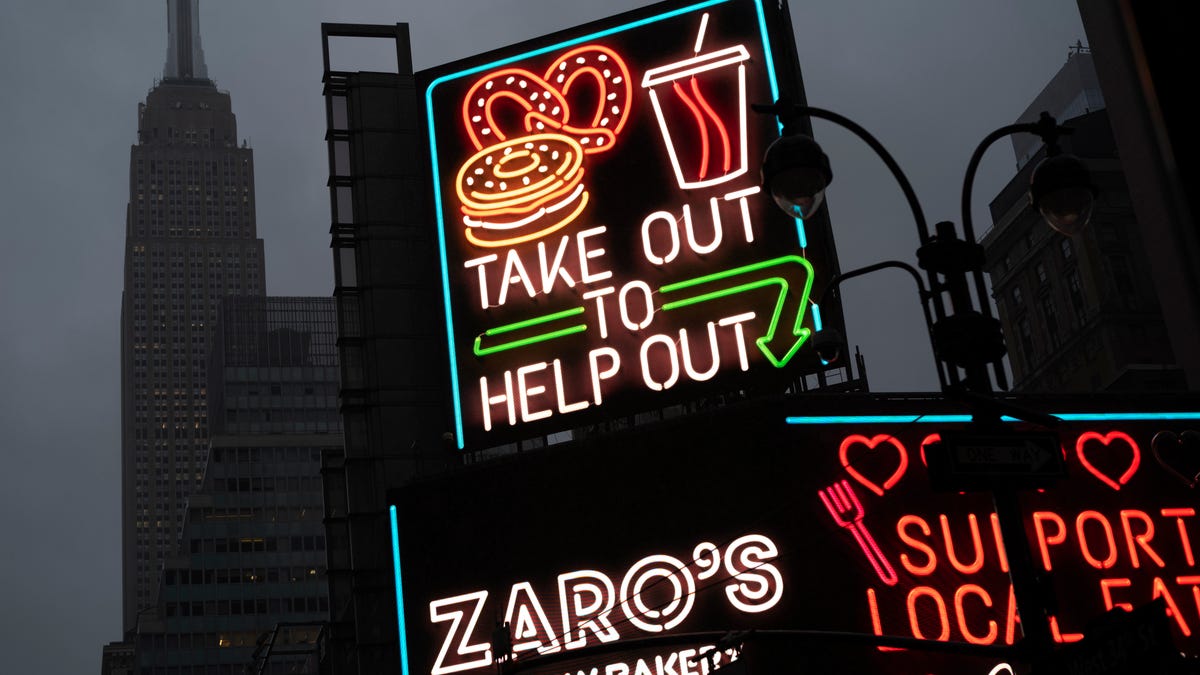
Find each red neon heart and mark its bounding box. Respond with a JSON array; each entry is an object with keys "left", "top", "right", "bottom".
[
  {"left": 1076, "top": 431, "right": 1141, "bottom": 491},
  {"left": 918, "top": 433, "right": 941, "bottom": 467},
  {"left": 840, "top": 434, "right": 908, "bottom": 497}
]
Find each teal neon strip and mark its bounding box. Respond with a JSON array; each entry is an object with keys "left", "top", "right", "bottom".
[
  {"left": 389, "top": 506, "right": 411, "bottom": 675},
  {"left": 784, "top": 412, "right": 1200, "bottom": 425},
  {"left": 811, "top": 303, "right": 823, "bottom": 332},
  {"left": 429, "top": 0, "right": 781, "bottom": 448}
]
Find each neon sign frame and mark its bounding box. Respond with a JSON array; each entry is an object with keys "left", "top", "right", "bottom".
[
  {"left": 390, "top": 408, "right": 1200, "bottom": 675},
  {"left": 423, "top": 0, "right": 815, "bottom": 450}
]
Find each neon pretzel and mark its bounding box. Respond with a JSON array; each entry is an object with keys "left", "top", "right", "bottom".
[{"left": 456, "top": 46, "right": 632, "bottom": 249}]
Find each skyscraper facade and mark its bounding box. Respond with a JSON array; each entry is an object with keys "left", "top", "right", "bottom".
[
  {"left": 981, "top": 49, "right": 1184, "bottom": 392},
  {"left": 134, "top": 297, "right": 339, "bottom": 675},
  {"left": 121, "top": 0, "right": 266, "bottom": 631}
]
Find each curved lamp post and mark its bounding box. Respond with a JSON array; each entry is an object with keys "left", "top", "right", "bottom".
[
  {"left": 753, "top": 101, "right": 1098, "bottom": 662},
  {"left": 753, "top": 100, "right": 1097, "bottom": 396}
]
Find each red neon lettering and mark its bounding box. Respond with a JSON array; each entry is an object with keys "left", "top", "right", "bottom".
[
  {"left": 897, "top": 515, "right": 937, "bottom": 576},
  {"left": 1032, "top": 512, "right": 1067, "bottom": 571},
  {"left": 1050, "top": 615, "right": 1083, "bottom": 643},
  {"left": 990, "top": 513, "right": 1010, "bottom": 574},
  {"left": 866, "top": 588, "right": 903, "bottom": 652},
  {"left": 1153, "top": 577, "right": 1193, "bottom": 636},
  {"left": 1178, "top": 577, "right": 1200, "bottom": 623},
  {"left": 907, "top": 586, "right": 950, "bottom": 642},
  {"left": 954, "top": 584, "right": 998, "bottom": 645},
  {"left": 1004, "top": 584, "right": 1019, "bottom": 645},
  {"left": 1162, "top": 508, "right": 1197, "bottom": 567},
  {"left": 1120, "top": 509, "right": 1166, "bottom": 569},
  {"left": 1100, "top": 577, "right": 1133, "bottom": 612},
  {"left": 940, "top": 514, "right": 985, "bottom": 575},
  {"left": 1075, "top": 510, "right": 1119, "bottom": 570}
]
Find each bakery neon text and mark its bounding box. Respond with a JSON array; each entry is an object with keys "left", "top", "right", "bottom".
[
  {"left": 865, "top": 506, "right": 1200, "bottom": 648},
  {"left": 426, "top": 534, "right": 783, "bottom": 675}
]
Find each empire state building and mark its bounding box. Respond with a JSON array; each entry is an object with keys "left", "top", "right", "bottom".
[{"left": 120, "top": 0, "right": 266, "bottom": 631}]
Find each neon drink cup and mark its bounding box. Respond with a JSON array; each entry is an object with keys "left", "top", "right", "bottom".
[{"left": 642, "top": 45, "right": 751, "bottom": 190}]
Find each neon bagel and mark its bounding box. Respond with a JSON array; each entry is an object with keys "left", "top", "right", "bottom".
[{"left": 457, "top": 134, "right": 591, "bottom": 248}]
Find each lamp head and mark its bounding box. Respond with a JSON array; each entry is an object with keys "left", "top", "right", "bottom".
[
  {"left": 811, "top": 328, "right": 845, "bottom": 365},
  {"left": 1030, "top": 153, "right": 1096, "bottom": 236},
  {"left": 761, "top": 133, "right": 832, "bottom": 220}
]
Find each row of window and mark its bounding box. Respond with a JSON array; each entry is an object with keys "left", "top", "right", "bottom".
[
  {"left": 164, "top": 595, "right": 327, "bottom": 618},
  {"left": 217, "top": 476, "right": 324, "bottom": 494},
  {"left": 187, "top": 535, "right": 326, "bottom": 554},
  {"left": 165, "top": 565, "right": 324, "bottom": 586}
]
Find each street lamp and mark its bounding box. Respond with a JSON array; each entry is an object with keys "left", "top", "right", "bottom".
[
  {"left": 754, "top": 100, "right": 1095, "bottom": 395},
  {"left": 753, "top": 100, "right": 1099, "bottom": 664}
]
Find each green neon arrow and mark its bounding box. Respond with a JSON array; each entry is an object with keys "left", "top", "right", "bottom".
[
  {"left": 658, "top": 255, "right": 814, "bottom": 368},
  {"left": 473, "top": 306, "right": 587, "bottom": 357}
]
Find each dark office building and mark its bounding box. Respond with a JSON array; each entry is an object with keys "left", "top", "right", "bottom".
[
  {"left": 134, "top": 297, "right": 340, "bottom": 675},
  {"left": 981, "top": 48, "right": 1184, "bottom": 392},
  {"left": 120, "top": 0, "right": 266, "bottom": 632}
]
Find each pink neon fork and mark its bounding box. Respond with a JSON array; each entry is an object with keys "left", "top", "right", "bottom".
[{"left": 818, "top": 479, "right": 899, "bottom": 586}]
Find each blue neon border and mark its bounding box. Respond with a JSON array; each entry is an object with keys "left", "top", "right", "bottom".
[
  {"left": 426, "top": 0, "right": 792, "bottom": 449},
  {"left": 390, "top": 506, "right": 412, "bottom": 675},
  {"left": 785, "top": 411, "right": 1200, "bottom": 425}
]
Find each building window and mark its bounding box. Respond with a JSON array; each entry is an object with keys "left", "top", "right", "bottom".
[
  {"left": 1011, "top": 286, "right": 1023, "bottom": 308},
  {"left": 1019, "top": 317, "right": 1034, "bottom": 363},
  {"left": 1060, "top": 238, "right": 1073, "bottom": 260},
  {"left": 1035, "top": 262, "right": 1048, "bottom": 286},
  {"left": 1040, "top": 295, "right": 1060, "bottom": 347},
  {"left": 1067, "top": 270, "right": 1086, "bottom": 326}
]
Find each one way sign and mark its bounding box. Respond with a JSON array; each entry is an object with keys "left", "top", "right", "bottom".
[{"left": 927, "top": 430, "right": 1065, "bottom": 491}]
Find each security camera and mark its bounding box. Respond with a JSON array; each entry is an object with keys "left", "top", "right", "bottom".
[{"left": 812, "top": 328, "right": 844, "bottom": 365}]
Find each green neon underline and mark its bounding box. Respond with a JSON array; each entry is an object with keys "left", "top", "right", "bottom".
[
  {"left": 474, "top": 324, "right": 587, "bottom": 356},
  {"left": 484, "top": 306, "right": 585, "bottom": 337}
]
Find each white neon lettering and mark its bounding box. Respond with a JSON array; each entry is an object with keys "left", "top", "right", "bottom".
[
  {"left": 516, "top": 362, "right": 552, "bottom": 423},
  {"left": 723, "top": 186, "right": 760, "bottom": 244},
  {"left": 577, "top": 226, "right": 612, "bottom": 284},
  {"left": 618, "top": 281, "right": 654, "bottom": 331},
  {"left": 430, "top": 591, "right": 492, "bottom": 675},
  {"left": 588, "top": 347, "right": 621, "bottom": 405},
  {"left": 553, "top": 359, "right": 589, "bottom": 414},
  {"left": 722, "top": 534, "right": 783, "bottom": 613},
  {"left": 718, "top": 312, "right": 756, "bottom": 371},
  {"left": 619, "top": 554, "right": 696, "bottom": 633},
  {"left": 641, "top": 211, "right": 681, "bottom": 266},
  {"left": 679, "top": 322, "right": 720, "bottom": 382},
  {"left": 537, "top": 237, "right": 576, "bottom": 294},
  {"left": 693, "top": 542, "right": 721, "bottom": 581},
  {"left": 463, "top": 254, "right": 499, "bottom": 309},
  {"left": 639, "top": 334, "right": 679, "bottom": 391},
  {"left": 479, "top": 372, "right": 516, "bottom": 431},
  {"left": 503, "top": 581, "right": 561, "bottom": 655},
  {"left": 497, "top": 249, "right": 537, "bottom": 306},
  {"left": 559, "top": 570, "right": 620, "bottom": 649},
  {"left": 682, "top": 201, "right": 722, "bottom": 255},
  {"left": 583, "top": 286, "right": 615, "bottom": 339}
]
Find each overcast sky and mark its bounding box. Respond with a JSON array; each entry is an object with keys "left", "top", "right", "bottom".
[{"left": 0, "top": 1, "right": 1084, "bottom": 672}]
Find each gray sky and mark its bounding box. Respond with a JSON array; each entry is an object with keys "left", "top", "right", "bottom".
[{"left": 0, "top": 1, "right": 1084, "bottom": 672}]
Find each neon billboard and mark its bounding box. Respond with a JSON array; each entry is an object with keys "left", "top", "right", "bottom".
[
  {"left": 420, "top": 0, "right": 843, "bottom": 449},
  {"left": 390, "top": 400, "right": 1200, "bottom": 675}
]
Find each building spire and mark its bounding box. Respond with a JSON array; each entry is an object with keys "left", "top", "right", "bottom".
[{"left": 164, "top": 0, "right": 210, "bottom": 81}]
